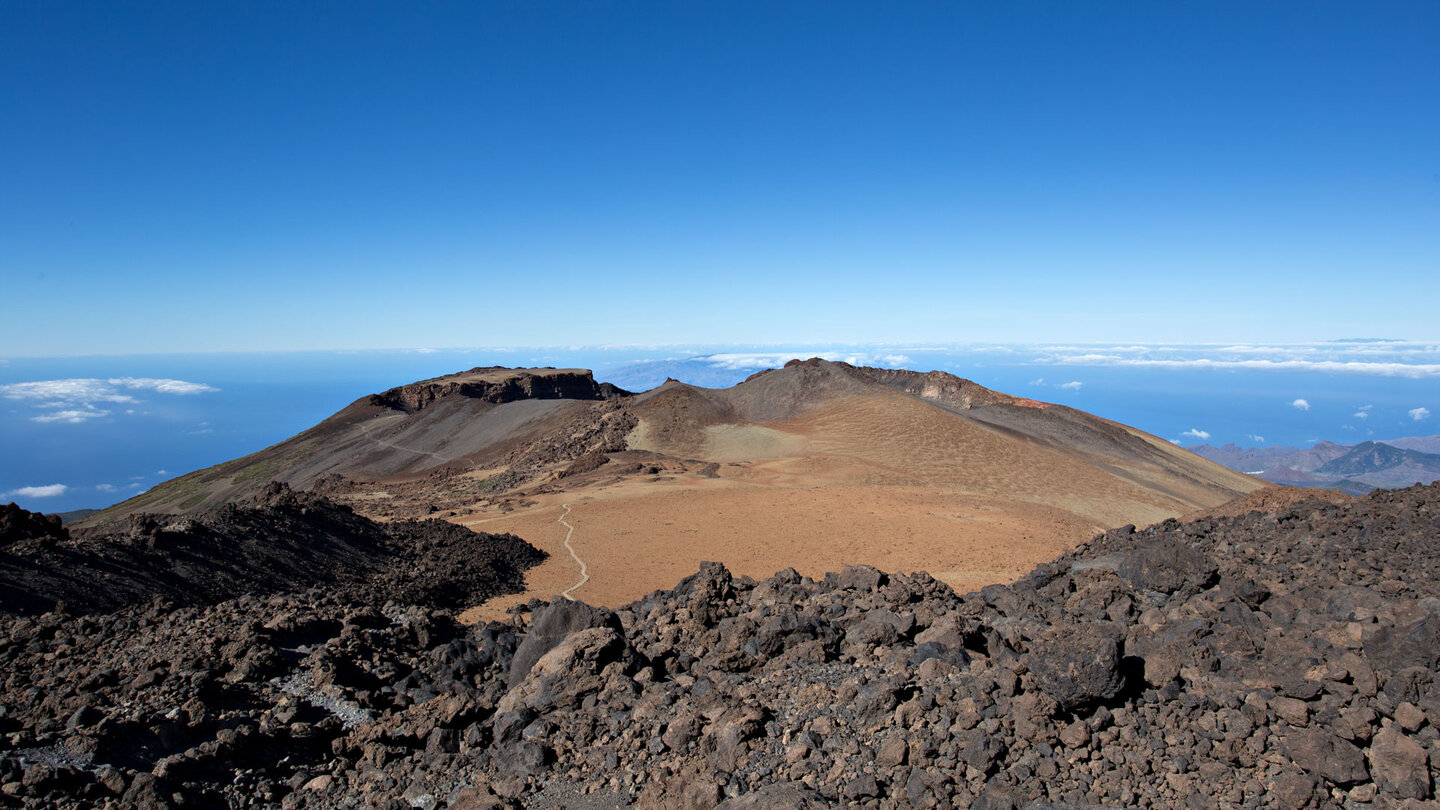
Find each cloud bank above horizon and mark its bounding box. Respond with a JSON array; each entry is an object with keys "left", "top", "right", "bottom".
[
  {"left": 0, "top": 377, "right": 219, "bottom": 424},
  {"left": 1037, "top": 341, "right": 1440, "bottom": 379}
]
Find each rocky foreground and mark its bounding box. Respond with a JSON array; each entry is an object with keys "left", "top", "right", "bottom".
[{"left": 2, "top": 485, "right": 1438, "bottom": 808}]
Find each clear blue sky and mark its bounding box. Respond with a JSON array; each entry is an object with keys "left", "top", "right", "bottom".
[{"left": 3, "top": 2, "right": 1436, "bottom": 356}]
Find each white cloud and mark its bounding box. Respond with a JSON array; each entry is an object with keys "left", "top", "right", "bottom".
[
  {"left": 707, "top": 353, "right": 815, "bottom": 370},
  {"left": 1248, "top": 434, "right": 1265, "bottom": 443},
  {"left": 0, "top": 377, "right": 217, "bottom": 424},
  {"left": 1354, "top": 407, "right": 1371, "bottom": 419},
  {"left": 156, "top": 469, "right": 169, "bottom": 476},
  {"left": 110, "top": 378, "right": 218, "bottom": 396},
  {"left": 1411, "top": 407, "right": 1431, "bottom": 421},
  {"left": 0, "top": 379, "right": 139, "bottom": 404},
  {"left": 31, "top": 408, "right": 111, "bottom": 424},
  {"left": 1059, "top": 381, "right": 1083, "bottom": 391},
  {"left": 1043, "top": 355, "right": 1440, "bottom": 378},
  {"left": 1292, "top": 399, "right": 1311, "bottom": 411},
  {"left": 1049, "top": 353, "right": 1125, "bottom": 364},
  {"left": 1182, "top": 428, "right": 1211, "bottom": 440},
  {"left": 96, "top": 483, "right": 118, "bottom": 493},
  {"left": 6, "top": 484, "right": 68, "bottom": 498},
  {"left": 1029, "top": 378, "right": 1045, "bottom": 386}
]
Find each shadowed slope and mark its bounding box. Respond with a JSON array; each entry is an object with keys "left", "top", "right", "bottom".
[{"left": 3, "top": 483, "right": 545, "bottom": 615}]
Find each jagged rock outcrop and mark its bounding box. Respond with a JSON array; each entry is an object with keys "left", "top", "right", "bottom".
[
  {"left": 2, "top": 484, "right": 1438, "bottom": 808},
  {"left": 0, "top": 503, "right": 67, "bottom": 549},
  {"left": 0, "top": 483, "right": 545, "bottom": 615},
  {"left": 369, "top": 367, "right": 630, "bottom": 414}
]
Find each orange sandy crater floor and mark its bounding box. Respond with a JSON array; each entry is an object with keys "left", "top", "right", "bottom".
[
  {"left": 450, "top": 387, "right": 1245, "bottom": 622},
  {"left": 456, "top": 469, "right": 1103, "bottom": 623}
]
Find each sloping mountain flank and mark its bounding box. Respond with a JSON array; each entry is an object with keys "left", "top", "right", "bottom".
[
  {"left": 86, "top": 359, "right": 1262, "bottom": 607},
  {"left": 627, "top": 359, "right": 1258, "bottom": 522},
  {"left": 86, "top": 367, "right": 636, "bottom": 519},
  {"left": 1381, "top": 434, "right": 1440, "bottom": 454}
]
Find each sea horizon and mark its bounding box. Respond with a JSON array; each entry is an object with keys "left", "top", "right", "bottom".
[{"left": 4, "top": 340, "right": 1435, "bottom": 514}]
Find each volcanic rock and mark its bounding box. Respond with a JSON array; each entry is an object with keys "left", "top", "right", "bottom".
[
  {"left": 0, "top": 484, "right": 545, "bottom": 615},
  {"left": 0, "top": 503, "right": 67, "bottom": 548},
  {"left": 2, "top": 483, "right": 1439, "bottom": 808}
]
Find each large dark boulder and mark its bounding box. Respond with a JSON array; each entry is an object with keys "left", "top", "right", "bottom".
[
  {"left": 1027, "top": 622, "right": 1126, "bottom": 712},
  {"left": 1368, "top": 726, "right": 1432, "bottom": 799},
  {"left": 506, "top": 599, "right": 621, "bottom": 688},
  {"left": 0, "top": 503, "right": 67, "bottom": 548},
  {"left": 1284, "top": 727, "right": 1369, "bottom": 786},
  {"left": 1364, "top": 613, "right": 1440, "bottom": 671},
  {"left": 1114, "top": 539, "right": 1218, "bottom": 596}
]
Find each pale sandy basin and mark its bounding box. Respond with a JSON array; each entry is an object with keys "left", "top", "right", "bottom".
[{"left": 457, "top": 471, "right": 1102, "bottom": 623}]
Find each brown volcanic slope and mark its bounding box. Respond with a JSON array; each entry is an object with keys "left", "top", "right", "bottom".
[
  {"left": 87, "top": 360, "right": 1262, "bottom": 609},
  {"left": 86, "top": 366, "right": 636, "bottom": 517}
]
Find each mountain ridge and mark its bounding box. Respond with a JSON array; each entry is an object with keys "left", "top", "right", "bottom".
[
  {"left": 1190, "top": 436, "right": 1440, "bottom": 492},
  {"left": 83, "top": 359, "right": 1262, "bottom": 608}
]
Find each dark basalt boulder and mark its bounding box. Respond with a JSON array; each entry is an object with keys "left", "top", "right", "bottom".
[
  {"left": 505, "top": 599, "right": 622, "bottom": 689},
  {"left": 1364, "top": 612, "right": 1440, "bottom": 671},
  {"left": 1027, "top": 621, "right": 1127, "bottom": 712},
  {"left": 0, "top": 502, "right": 67, "bottom": 548}
]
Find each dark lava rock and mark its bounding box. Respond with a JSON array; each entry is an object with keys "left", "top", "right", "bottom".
[
  {"left": 3, "top": 482, "right": 1439, "bottom": 809},
  {"left": 0, "top": 482, "right": 545, "bottom": 615},
  {"left": 1114, "top": 537, "right": 1218, "bottom": 596},
  {"left": 1027, "top": 621, "right": 1126, "bottom": 712},
  {"left": 0, "top": 503, "right": 68, "bottom": 548},
  {"left": 1364, "top": 612, "right": 1440, "bottom": 671},
  {"left": 505, "top": 600, "right": 622, "bottom": 688},
  {"left": 1285, "top": 727, "right": 1370, "bottom": 785}
]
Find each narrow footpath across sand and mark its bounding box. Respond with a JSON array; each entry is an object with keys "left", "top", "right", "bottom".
[{"left": 557, "top": 503, "right": 589, "bottom": 599}]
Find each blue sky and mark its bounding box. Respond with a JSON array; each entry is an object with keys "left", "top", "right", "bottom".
[{"left": 2, "top": 2, "right": 1437, "bottom": 356}]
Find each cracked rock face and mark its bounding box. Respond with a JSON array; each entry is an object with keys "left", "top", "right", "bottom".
[{"left": 2, "top": 484, "right": 1439, "bottom": 809}]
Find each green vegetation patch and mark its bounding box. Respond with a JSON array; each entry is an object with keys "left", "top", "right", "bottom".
[{"left": 231, "top": 458, "right": 280, "bottom": 486}]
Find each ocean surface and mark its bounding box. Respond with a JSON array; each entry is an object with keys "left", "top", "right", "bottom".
[{"left": 3, "top": 342, "right": 1436, "bottom": 513}]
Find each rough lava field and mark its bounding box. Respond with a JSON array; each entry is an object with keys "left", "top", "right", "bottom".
[{"left": 1, "top": 482, "right": 1438, "bottom": 808}]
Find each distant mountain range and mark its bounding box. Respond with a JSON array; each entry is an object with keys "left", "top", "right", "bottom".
[{"left": 1188, "top": 436, "right": 1440, "bottom": 493}]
